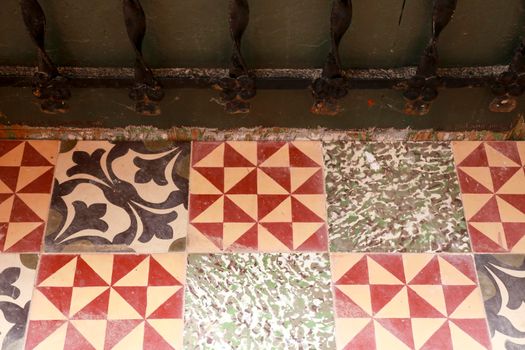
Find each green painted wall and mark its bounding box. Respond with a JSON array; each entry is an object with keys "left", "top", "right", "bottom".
[{"left": 1, "top": 0, "right": 524, "bottom": 69}]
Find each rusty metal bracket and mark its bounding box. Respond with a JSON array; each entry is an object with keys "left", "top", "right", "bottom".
[
  {"left": 489, "top": 39, "right": 525, "bottom": 113},
  {"left": 123, "top": 0, "right": 164, "bottom": 116},
  {"left": 214, "top": 0, "right": 256, "bottom": 114},
  {"left": 402, "top": 0, "right": 457, "bottom": 116},
  {"left": 20, "top": 0, "right": 71, "bottom": 114},
  {"left": 311, "top": 0, "right": 352, "bottom": 116}
]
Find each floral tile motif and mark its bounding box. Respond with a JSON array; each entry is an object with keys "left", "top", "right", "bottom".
[
  {"left": 0, "top": 254, "right": 37, "bottom": 350},
  {"left": 452, "top": 141, "right": 525, "bottom": 253},
  {"left": 45, "top": 141, "right": 190, "bottom": 253},
  {"left": 184, "top": 253, "right": 335, "bottom": 349},
  {"left": 25, "top": 253, "right": 185, "bottom": 350},
  {"left": 475, "top": 254, "right": 525, "bottom": 349},
  {"left": 332, "top": 253, "right": 491, "bottom": 350},
  {"left": 0, "top": 141, "right": 59, "bottom": 252},
  {"left": 324, "top": 141, "right": 469, "bottom": 253},
  {"left": 188, "top": 141, "right": 328, "bottom": 252}
]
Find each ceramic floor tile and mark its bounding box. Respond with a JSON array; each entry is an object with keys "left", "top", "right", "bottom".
[
  {"left": 184, "top": 253, "right": 335, "bottom": 349},
  {"left": 0, "top": 254, "right": 38, "bottom": 350},
  {"left": 25, "top": 253, "right": 185, "bottom": 350},
  {"left": 45, "top": 141, "right": 190, "bottom": 253},
  {"left": 452, "top": 141, "right": 525, "bottom": 253},
  {"left": 0, "top": 141, "right": 59, "bottom": 252},
  {"left": 475, "top": 254, "right": 525, "bottom": 349},
  {"left": 325, "top": 141, "right": 469, "bottom": 253},
  {"left": 188, "top": 141, "right": 328, "bottom": 252},
  {"left": 332, "top": 253, "right": 491, "bottom": 350}
]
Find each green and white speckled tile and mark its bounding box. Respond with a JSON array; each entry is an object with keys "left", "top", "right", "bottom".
[
  {"left": 184, "top": 253, "right": 335, "bottom": 350},
  {"left": 324, "top": 141, "right": 470, "bottom": 253}
]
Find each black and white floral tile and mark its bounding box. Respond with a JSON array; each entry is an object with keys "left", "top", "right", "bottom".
[
  {"left": 0, "top": 254, "right": 37, "bottom": 350},
  {"left": 45, "top": 141, "right": 190, "bottom": 253},
  {"left": 475, "top": 254, "right": 525, "bottom": 349},
  {"left": 324, "top": 141, "right": 469, "bottom": 253}
]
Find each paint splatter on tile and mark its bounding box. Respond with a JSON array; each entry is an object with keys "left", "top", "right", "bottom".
[
  {"left": 0, "top": 141, "right": 59, "bottom": 252},
  {"left": 475, "top": 254, "right": 525, "bottom": 349},
  {"left": 0, "top": 253, "right": 38, "bottom": 350},
  {"left": 45, "top": 141, "right": 190, "bottom": 253},
  {"left": 188, "top": 141, "right": 328, "bottom": 252},
  {"left": 332, "top": 253, "right": 491, "bottom": 349},
  {"left": 452, "top": 141, "right": 525, "bottom": 252},
  {"left": 184, "top": 253, "right": 335, "bottom": 349},
  {"left": 325, "top": 141, "right": 469, "bottom": 252},
  {"left": 25, "top": 253, "right": 185, "bottom": 349}
]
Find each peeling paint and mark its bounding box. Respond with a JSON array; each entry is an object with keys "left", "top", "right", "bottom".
[{"left": 0, "top": 122, "right": 523, "bottom": 142}]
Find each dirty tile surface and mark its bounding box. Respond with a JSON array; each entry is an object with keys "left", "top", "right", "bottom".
[
  {"left": 475, "top": 254, "right": 525, "bottom": 349},
  {"left": 188, "top": 141, "right": 328, "bottom": 252},
  {"left": 332, "top": 253, "right": 491, "bottom": 350},
  {"left": 3, "top": 139, "right": 525, "bottom": 349},
  {"left": 0, "top": 141, "right": 59, "bottom": 252},
  {"left": 184, "top": 253, "right": 335, "bottom": 349},
  {"left": 453, "top": 141, "right": 525, "bottom": 253},
  {"left": 0, "top": 254, "right": 37, "bottom": 350},
  {"left": 325, "top": 142, "right": 469, "bottom": 253},
  {"left": 45, "top": 141, "right": 190, "bottom": 253},
  {"left": 25, "top": 253, "right": 185, "bottom": 350}
]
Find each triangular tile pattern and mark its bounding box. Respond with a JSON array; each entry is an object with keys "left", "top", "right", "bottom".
[
  {"left": 0, "top": 141, "right": 59, "bottom": 252},
  {"left": 332, "top": 253, "right": 491, "bottom": 350},
  {"left": 25, "top": 253, "right": 185, "bottom": 349},
  {"left": 452, "top": 141, "right": 525, "bottom": 252},
  {"left": 188, "top": 141, "right": 327, "bottom": 252}
]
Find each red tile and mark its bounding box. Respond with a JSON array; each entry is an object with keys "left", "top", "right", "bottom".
[
  {"left": 147, "top": 288, "right": 183, "bottom": 319},
  {"left": 25, "top": 320, "right": 67, "bottom": 349},
  {"left": 291, "top": 197, "right": 323, "bottom": 222},
  {"left": 457, "top": 169, "right": 492, "bottom": 194},
  {"left": 226, "top": 169, "right": 257, "bottom": 194},
  {"left": 336, "top": 256, "right": 369, "bottom": 285},
  {"left": 470, "top": 196, "right": 501, "bottom": 222},
  {"left": 289, "top": 144, "right": 320, "bottom": 167},
  {"left": 0, "top": 167, "right": 20, "bottom": 192},
  {"left": 458, "top": 143, "right": 488, "bottom": 167},
  {"left": 224, "top": 143, "right": 254, "bottom": 167},
  {"left": 370, "top": 285, "right": 405, "bottom": 315},
  {"left": 74, "top": 257, "right": 110, "bottom": 287},
  {"left": 487, "top": 142, "right": 521, "bottom": 165},
  {"left": 191, "top": 142, "right": 222, "bottom": 166},
  {"left": 21, "top": 143, "right": 53, "bottom": 166},
  {"left": 419, "top": 322, "right": 453, "bottom": 350},
  {"left": 258, "top": 167, "right": 291, "bottom": 192},
  {"left": 111, "top": 255, "right": 148, "bottom": 285},
  {"left": 193, "top": 167, "right": 224, "bottom": 193},
  {"left": 223, "top": 197, "right": 255, "bottom": 223},
  {"left": 334, "top": 287, "right": 370, "bottom": 318},
  {"left": 342, "top": 321, "right": 376, "bottom": 350},
  {"left": 143, "top": 322, "right": 175, "bottom": 350},
  {"left": 259, "top": 223, "right": 293, "bottom": 249},
  {"left": 257, "top": 142, "right": 287, "bottom": 165},
  {"left": 28, "top": 254, "right": 185, "bottom": 349},
  {"left": 293, "top": 169, "right": 324, "bottom": 194},
  {"left": 189, "top": 141, "right": 327, "bottom": 252},
  {"left": 408, "top": 256, "right": 441, "bottom": 285},
  {"left": 332, "top": 253, "right": 491, "bottom": 349},
  {"left": 490, "top": 167, "right": 521, "bottom": 192},
  {"left": 148, "top": 258, "right": 182, "bottom": 286},
  {"left": 70, "top": 289, "right": 110, "bottom": 319}
]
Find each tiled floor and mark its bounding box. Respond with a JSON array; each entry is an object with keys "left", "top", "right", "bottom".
[
  {"left": 0, "top": 141, "right": 59, "bottom": 252},
  {"left": 453, "top": 141, "right": 525, "bottom": 253},
  {"left": 45, "top": 141, "right": 190, "bottom": 253},
  {"left": 0, "top": 139, "right": 524, "bottom": 349},
  {"left": 188, "top": 141, "right": 327, "bottom": 252}
]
